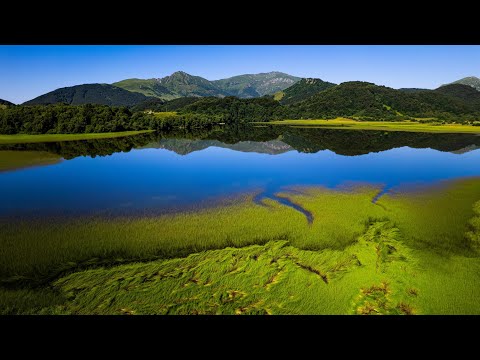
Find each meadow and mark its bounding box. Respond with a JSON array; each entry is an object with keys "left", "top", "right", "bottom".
[
  {"left": 1, "top": 178, "right": 480, "bottom": 314},
  {"left": 265, "top": 118, "right": 480, "bottom": 134}
]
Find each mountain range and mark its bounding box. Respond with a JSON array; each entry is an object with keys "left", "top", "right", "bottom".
[
  {"left": 112, "top": 71, "right": 299, "bottom": 101},
  {"left": 22, "top": 71, "right": 300, "bottom": 106},
  {"left": 12, "top": 73, "right": 480, "bottom": 119}
]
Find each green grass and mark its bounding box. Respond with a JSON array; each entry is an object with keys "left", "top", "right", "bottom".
[
  {"left": 0, "top": 187, "right": 384, "bottom": 281},
  {"left": 263, "top": 118, "right": 480, "bottom": 134},
  {"left": 378, "top": 179, "right": 480, "bottom": 254},
  {"left": 0, "top": 150, "right": 62, "bottom": 172},
  {"left": 273, "top": 91, "right": 285, "bottom": 101},
  {"left": 0, "top": 130, "right": 154, "bottom": 144},
  {"left": 1, "top": 179, "right": 480, "bottom": 314},
  {"left": 152, "top": 111, "right": 178, "bottom": 118}
]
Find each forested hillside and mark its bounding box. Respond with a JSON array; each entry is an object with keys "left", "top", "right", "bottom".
[
  {"left": 24, "top": 84, "right": 151, "bottom": 107},
  {"left": 274, "top": 78, "right": 336, "bottom": 104}
]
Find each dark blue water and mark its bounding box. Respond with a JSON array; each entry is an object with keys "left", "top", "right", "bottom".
[{"left": 1, "top": 129, "right": 480, "bottom": 217}]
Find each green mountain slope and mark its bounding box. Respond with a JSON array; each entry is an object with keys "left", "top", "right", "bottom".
[
  {"left": 448, "top": 76, "right": 480, "bottom": 91},
  {"left": 287, "top": 81, "right": 478, "bottom": 120},
  {"left": 112, "top": 79, "right": 176, "bottom": 100},
  {"left": 24, "top": 84, "right": 150, "bottom": 107},
  {"left": 132, "top": 97, "right": 203, "bottom": 112},
  {"left": 158, "top": 71, "right": 229, "bottom": 98},
  {"left": 180, "top": 96, "right": 281, "bottom": 122},
  {"left": 274, "top": 78, "right": 336, "bottom": 104},
  {"left": 213, "top": 71, "right": 300, "bottom": 97}
]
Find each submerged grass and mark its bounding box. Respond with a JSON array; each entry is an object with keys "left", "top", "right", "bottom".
[
  {"left": 378, "top": 178, "right": 480, "bottom": 255},
  {"left": 264, "top": 118, "right": 480, "bottom": 134},
  {"left": 0, "top": 187, "right": 383, "bottom": 281},
  {"left": 1, "top": 178, "right": 480, "bottom": 314},
  {"left": 0, "top": 130, "right": 153, "bottom": 144}
]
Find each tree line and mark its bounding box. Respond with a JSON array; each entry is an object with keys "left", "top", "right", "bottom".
[
  {"left": 1, "top": 87, "right": 479, "bottom": 136},
  {"left": 0, "top": 103, "right": 224, "bottom": 135}
]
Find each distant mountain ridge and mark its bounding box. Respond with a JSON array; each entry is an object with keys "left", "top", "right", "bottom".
[
  {"left": 114, "top": 71, "right": 299, "bottom": 100},
  {"left": 212, "top": 71, "right": 300, "bottom": 98},
  {"left": 447, "top": 76, "right": 480, "bottom": 92},
  {"left": 156, "top": 71, "right": 229, "bottom": 98},
  {"left": 23, "top": 84, "right": 151, "bottom": 106}
]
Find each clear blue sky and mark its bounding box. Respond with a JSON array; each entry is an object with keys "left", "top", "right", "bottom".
[{"left": 1, "top": 45, "right": 479, "bottom": 104}]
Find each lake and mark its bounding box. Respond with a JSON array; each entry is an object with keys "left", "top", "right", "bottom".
[{"left": 1, "top": 126, "right": 480, "bottom": 218}]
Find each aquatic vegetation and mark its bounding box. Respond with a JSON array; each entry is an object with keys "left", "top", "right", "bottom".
[
  {"left": 466, "top": 200, "right": 480, "bottom": 253},
  {"left": 1, "top": 178, "right": 480, "bottom": 314}
]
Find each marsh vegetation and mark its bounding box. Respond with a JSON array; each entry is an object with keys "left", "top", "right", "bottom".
[
  {"left": 1, "top": 179, "right": 480, "bottom": 314},
  {"left": 1, "top": 127, "right": 480, "bottom": 315}
]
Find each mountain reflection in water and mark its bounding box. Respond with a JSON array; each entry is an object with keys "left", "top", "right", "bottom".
[{"left": 1, "top": 125, "right": 480, "bottom": 217}]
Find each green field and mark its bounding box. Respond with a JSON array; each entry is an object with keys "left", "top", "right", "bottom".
[
  {"left": 264, "top": 118, "right": 480, "bottom": 134},
  {"left": 0, "top": 151, "right": 62, "bottom": 172},
  {"left": 1, "top": 178, "right": 480, "bottom": 314},
  {"left": 0, "top": 130, "right": 154, "bottom": 144}
]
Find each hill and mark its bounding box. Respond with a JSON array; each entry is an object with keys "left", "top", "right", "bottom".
[
  {"left": 286, "top": 81, "right": 478, "bottom": 120},
  {"left": 0, "top": 99, "right": 14, "bottom": 106},
  {"left": 178, "top": 96, "right": 281, "bottom": 122},
  {"left": 115, "top": 72, "right": 229, "bottom": 100},
  {"left": 132, "top": 97, "right": 203, "bottom": 112},
  {"left": 157, "top": 71, "right": 228, "bottom": 98},
  {"left": 398, "top": 88, "right": 431, "bottom": 93},
  {"left": 448, "top": 76, "right": 480, "bottom": 92},
  {"left": 274, "top": 78, "right": 336, "bottom": 104},
  {"left": 112, "top": 79, "right": 176, "bottom": 100},
  {"left": 24, "top": 84, "right": 150, "bottom": 107},
  {"left": 436, "top": 84, "right": 480, "bottom": 103},
  {"left": 212, "top": 71, "right": 300, "bottom": 98}
]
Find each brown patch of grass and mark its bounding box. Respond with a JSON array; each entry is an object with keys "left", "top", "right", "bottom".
[{"left": 397, "top": 302, "right": 416, "bottom": 315}]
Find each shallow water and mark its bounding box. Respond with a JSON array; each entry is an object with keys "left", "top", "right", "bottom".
[{"left": 1, "top": 126, "right": 480, "bottom": 217}]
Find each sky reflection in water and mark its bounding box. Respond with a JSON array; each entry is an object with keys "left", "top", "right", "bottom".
[{"left": 1, "top": 135, "right": 480, "bottom": 216}]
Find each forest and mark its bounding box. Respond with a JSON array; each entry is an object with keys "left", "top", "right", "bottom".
[
  {"left": 1, "top": 80, "right": 480, "bottom": 136},
  {"left": 0, "top": 104, "right": 223, "bottom": 135}
]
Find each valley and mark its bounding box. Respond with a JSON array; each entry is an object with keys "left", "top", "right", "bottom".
[{"left": 2, "top": 45, "right": 480, "bottom": 316}]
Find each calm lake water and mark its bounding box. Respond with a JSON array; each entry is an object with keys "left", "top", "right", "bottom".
[{"left": 1, "top": 126, "right": 480, "bottom": 217}]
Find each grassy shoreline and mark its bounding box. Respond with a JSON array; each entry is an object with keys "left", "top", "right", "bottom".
[
  {"left": 0, "top": 130, "right": 154, "bottom": 144},
  {"left": 262, "top": 118, "right": 480, "bottom": 134}
]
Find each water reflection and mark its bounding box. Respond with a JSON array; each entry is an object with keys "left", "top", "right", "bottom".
[{"left": 1, "top": 126, "right": 479, "bottom": 217}]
